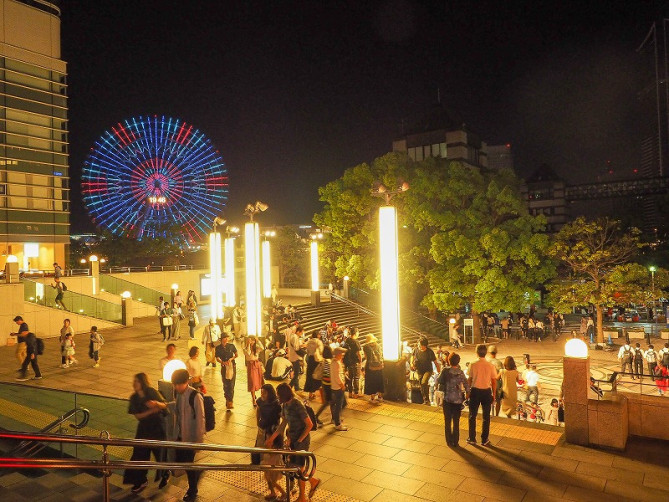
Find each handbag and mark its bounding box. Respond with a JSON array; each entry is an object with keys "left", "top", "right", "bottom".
[
  {"left": 162, "top": 316, "right": 173, "bottom": 327},
  {"left": 312, "top": 361, "right": 323, "bottom": 380}
]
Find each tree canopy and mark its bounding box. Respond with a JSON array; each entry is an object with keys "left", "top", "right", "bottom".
[
  {"left": 547, "top": 217, "right": 669, "bottom": 343},
  {"left": 314, "top": 153, "right": 555, "bottom": 315}
]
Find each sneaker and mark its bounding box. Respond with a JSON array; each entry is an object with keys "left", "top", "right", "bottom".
[
  {"left": 466, "top": 438, "right": 477, "bottom": 445},
  {"left": 183, "top": 491, "right": 197, "bottom": 501},
  {"left": 131, "top": 481, "right": 148, "bottom": 493},
  {"left": 61, "top": 364, "right": 68, "bottom": 369},
  {"left": 93, "top": 363, "right": 100, "bottom": 368},
  {"left": 15, "top": 376, "right": 29, "bottom": 381},
  {"left": 481, "top": 439, "right": 491, "bottom": 447},
  {"left": 334, "top": 424, "right": 348, "bottom": 431},
  {"left": 32, "top": 376, "right": 43, "bottom": 380}
]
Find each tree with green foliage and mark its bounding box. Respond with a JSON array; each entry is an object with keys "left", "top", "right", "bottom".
[
  {"left": 547, "top": 217, "right": 668, "bottom": 343},
  {"left": 314, "top": 153, "right": 555, "bottom": 333},
  {"left": 274, "top": 226, "right": 309, "bottom": 287}
]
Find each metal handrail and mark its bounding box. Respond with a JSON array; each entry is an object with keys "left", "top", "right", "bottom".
[
  {"left": 0, "top": 430, "right": 316, "bottom": 502},
  {"left": 592, "top": 370, "right": 668, "bottom": 397},
  {"left": 10, "top": 407, "right": 90, "bottom": 458},
  {"left": 331, "top": 293, "right": 425, "bottom": 340}
]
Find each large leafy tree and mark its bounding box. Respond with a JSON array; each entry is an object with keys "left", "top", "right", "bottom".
[
  {"left": 547, "top": 217, "right": 668, "bottom": 343},
  {"left": 314, "top": 153, "right": 555, "bottom": 328},
  {"left": 409, "top": 162, "right": 555, "bottom": 321},
  {"left": 274, "top": 226, "right": 309, "bottom": 287}
]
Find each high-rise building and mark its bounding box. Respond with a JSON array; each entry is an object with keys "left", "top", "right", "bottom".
[
  {"left": 0, "top": 0, "right": 69, "bottom": 270},
  {"left": 487, "top": 144, "right": 514, "bottom": 170},
  {"left": 392, "top": 104, "right": 488, "bottom": 169}
]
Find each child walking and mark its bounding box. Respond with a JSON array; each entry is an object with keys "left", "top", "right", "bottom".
[
  {"left": 89, "top": 326, "right": 104, "bottom": 368},
  {"left": 62, "top": 332, "right": 77, "bottom": 366}
]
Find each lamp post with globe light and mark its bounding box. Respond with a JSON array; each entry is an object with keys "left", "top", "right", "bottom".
[
  {"left": 371, "top": 181, "right": 409, "bottom": 401},
  {"left": 244, "top": 202, "right": 268, "bottom": 336}
]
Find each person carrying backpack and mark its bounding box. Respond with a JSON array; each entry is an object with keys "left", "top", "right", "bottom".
[
  {"left": 644, "top": 344, "right": 658, "bottom": 377},
  {"left": 633, "top": 343, "right": 644, "bottom": 380},
  {"left": 16, "top": 331, "right": 42, "bottom": 381},
  {"left": 618, "top": 342, "right": 633, "bottom": 377},
  {"left": 51, "top": 278, "right": 67, "bottom": 311},
  {"left": 89, "top": 326, "right": 104, "bottom": 368}
]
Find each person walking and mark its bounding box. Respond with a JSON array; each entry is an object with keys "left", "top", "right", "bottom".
[
  {"left": 498, "top": 356, "right": 520, "bottom": 417},
  {"left": 160, "top": 302, "right": 173, "bottom": 341},
  {"left": 412, "top": 337, "right": 438, "bottom": 405},
  {"left": 343, "top": 328, "right": 362, "bottom": 399},
  {"left": 467, "top": 344, "right": 497, "bottom": 446},
  {"left": 304, "top": 330, "right": 324, "bottom": 400},
  {"left": 51, "top": 278, "right": 67, "bottom": 310},
  {"left": 330, "top": 347, "right": 348, "bottom": 431},
  {"left": 16, "top": 330, "right": 42, "bottom": 381},
  {"left": 256, "top": 384, "right": 286, "bottom": 501},
  {"left": 171, "top": 302, "right": 182, "bottom": 340},
  {"left": 645, "top": 344, "right": 658, "bottom": 377},
  {"left": 201, "top": 319, "right": 220, "bottom": 368},
  {"left": 618, "top": 342, "right": 634, "bottom": 377},
  {"left": 53, "top": 262, "right": 63, "bottom": 279},
  {"left": 186, "top": 346, "right": 203, "bottom": 390},
  {"left": 89, "top": 326, "right": 104, "bottom": 368},
  {"left": 244, "top": 336, "right": 265, "bottom": 407},
  {"left": 362, "top": 334, "right": 384, "bottom": 402},
  {"left": 156, "top": 296, "right": 165, "bottom": 334},
  {"left": 232, "top": 305, "right": 243, "bottom": 340},
  {"left": 186, "top": 291, "right": 198, "bottom": 339},
  {"left": 525, "top": 364, "right": 540, "bottom": 404},
  {"left": 59, "top": 319, "right": 74, "bottom": 368},
  {"left": 633, "top": 343, "right": 645, "bottom": 380},
  {"left": 215, "top": 333, "right": 238, "bottom": 409},
  {"left": 123, "top": 373, "right": 169, "bottom": 493},
  {"left": 437, "top": 352, "right": 470, "bottom": 447},
  {"left": 314, "top": 345, "right": 333, "bottom": 426},
  {"left": 266, "top": 383, "right": 321, "bottom": 502},
  {"left": 487, "top": 345, "right": 503, "bottom": 416},
  {"left": 12, "top": 316, "right": 29, "bottom": 366},
  {"left": 287, "top": 325, "right": 305, "bottom": 392},
  {"left": 171, "top": 369, "right": 205, "bottom": 502}
]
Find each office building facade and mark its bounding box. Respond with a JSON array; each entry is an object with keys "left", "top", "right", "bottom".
[{"left": 0, "top": 0, "right": 69, "bottom": 270}]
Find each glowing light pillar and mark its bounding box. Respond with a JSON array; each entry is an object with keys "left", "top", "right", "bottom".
[
  {"left": 209, "top": 232, "right": 223, "bottom": 321},
  {"left": 379, "top": 206, "right": 400, "bottom": 361},
  {"left": 310, "top": 239, "right": 320, "bottom": 306},
  {"left": 245, "top": 222, "right": 262, "bottom": 336},
  {"left": 225, "top": 237, "right": 236, "bottom": 307},
  {"left": 262, "top": 240, "right": 271, "bottom": 299}
]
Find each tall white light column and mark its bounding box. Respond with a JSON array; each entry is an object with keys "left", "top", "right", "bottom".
[
  {"left": 225, "top": 237, "right": 236, "bottom": 307},
  {"left": 209, "top": 232, "right": 223, "bottom": 321},
  {"left": 262, "top": 240, "right": 271, "bottom": 299},
  {"left": 379, "top": 206, "right": 401, "bottom": 361},
  {"left": 310, "top": 232, "right": 323, "bottom": 306},
  {"left": 245, "top": 222, "right": 262, "bottom": 336}
]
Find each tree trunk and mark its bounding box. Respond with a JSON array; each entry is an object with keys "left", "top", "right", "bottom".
[
  {"left": 596, "top": 305, "right": 604, "bottom": 344},
  {"left": 472, "top": 310, "right": 482, "bottom": 343}
]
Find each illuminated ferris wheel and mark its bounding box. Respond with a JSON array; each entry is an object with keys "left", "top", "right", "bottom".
[{"left": 82, "top": 115, "right": 228, "bottom": 245}]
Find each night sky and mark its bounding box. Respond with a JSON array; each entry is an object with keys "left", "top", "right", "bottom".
[{"left": 61, "top": 0, "right": 668, "bottom": 233}]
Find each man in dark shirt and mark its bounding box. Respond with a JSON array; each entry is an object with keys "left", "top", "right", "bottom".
[
  {"left": 215, "top": 333, "right": 238, "bottom": 409},
  {"left": 412, "top": 337, "right": 438, "bottom": 405},
  {"left": 16, "top": 329, "right": 42, "bottom": 381},
  {"left": 12, "top": 315, "right": 30, "bottom": 368},
  {"left": 343, "top": 328, "right": 362, "bottom": 398}
]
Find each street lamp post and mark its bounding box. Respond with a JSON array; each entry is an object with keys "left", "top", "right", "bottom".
[
  {"left": 310, "top": 231, "right": 323, "bottom": 306},
  {"left": 371, "top": 181, "right": 409, "bottom": 401},
  {"left": 244, "top": 202, "right": 268, "bottom": 337}
]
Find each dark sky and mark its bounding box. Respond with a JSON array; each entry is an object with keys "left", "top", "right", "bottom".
[{"left": 61, "top": 0, "right": 668, "bottom": 232}]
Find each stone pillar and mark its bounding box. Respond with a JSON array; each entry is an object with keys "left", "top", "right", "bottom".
[
  {"left": 121, "top": 297, "right": 133, "bottom": 327},
  {"left": 563, "top": 355, "right": 590, "bottom": 446}
]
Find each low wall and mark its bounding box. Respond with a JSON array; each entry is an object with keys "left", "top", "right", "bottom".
[
  {"left": 626, "top": 393, "right": 669, "bottom": 441},
  {"left": 110, "top": 269, "right": 204, "bottom": 302}
]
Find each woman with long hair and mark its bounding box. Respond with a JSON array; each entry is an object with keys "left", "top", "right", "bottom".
[
  {"left": 499, "top": 356, "right": 521, "bottom": 417},
  {"left": 123, "top": 373, "right": 169, "bottom": 493},
  {"left": 256, "top": 384, "right": 286, "bottom": 501},
  {"left": 244, "top": 336, "right": 265, "bottom": 407}
]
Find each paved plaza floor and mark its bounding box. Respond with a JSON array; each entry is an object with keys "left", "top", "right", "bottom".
[{"left": 0, "top": 316, "right": 667, "bottom": 501}]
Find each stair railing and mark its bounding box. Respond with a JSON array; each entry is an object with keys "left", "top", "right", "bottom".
[{"left": 0, "top": 430, "right": 316, "bottom": 502}]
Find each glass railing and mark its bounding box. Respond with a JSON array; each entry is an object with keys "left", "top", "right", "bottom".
[
  {"left": 100, "top": 274, "right": 168, "bottom": 306},
  {"left": 23, "top": 279, "right": 123, "bottom": 323},
  {"left": 349, "top": 286, "right": 449, "bottom": 340},
  {"left": 0, "top": 382, "right": 136, "bottom": 460}
]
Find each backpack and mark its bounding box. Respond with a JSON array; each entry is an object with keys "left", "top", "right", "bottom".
[
  {"left": 35, "top": 337, "right": 45, "bottom": 356},
  {"left": 303, "top": 400, "right": 318, "bottom": 430},
  {"left": 61, "top": 282, "right": 67, "bottom": 291},
  {"left": 367, "top": 346, "right": 384, "bottom": 370},
  {"left": 189, "top": 390, "right": 216, "bottom": 432}
]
